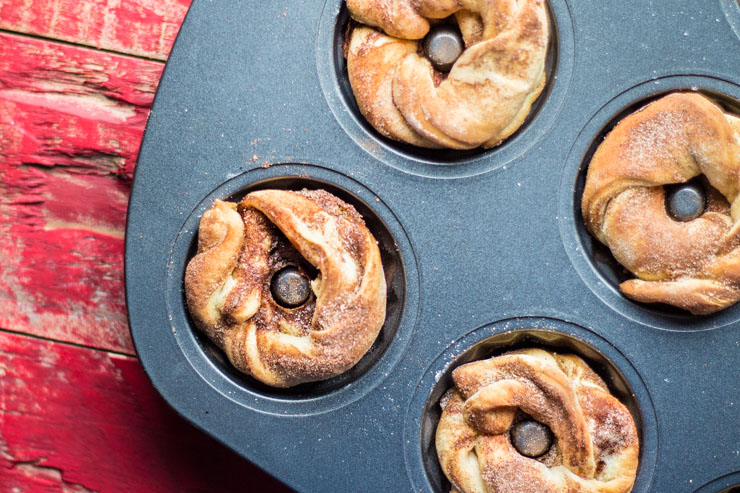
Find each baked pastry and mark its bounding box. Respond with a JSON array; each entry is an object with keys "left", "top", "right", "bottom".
[
  {"left": 582, "top": 92, "right": 740, "bottom": 315},
  {"left": 184, "top": 189, "right": 387, "bottom": 387},
  {"left": 436, "top": 348, "right": 639, "bottom": 493},
  {"left": 345, "top": 0, "right": 549, "bottom": 149}
]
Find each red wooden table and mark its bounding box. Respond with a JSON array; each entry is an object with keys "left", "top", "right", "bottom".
[{"left": 0, "top": 1, "right": 292, "bottom": 490}]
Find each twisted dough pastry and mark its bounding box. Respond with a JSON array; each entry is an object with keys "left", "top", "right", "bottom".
[
  {"left": 582, "top": 93, "right": 740, "bottom": 315},
  {"left": 436, "top": 349, "right": 639, "bottom": 493},
  {"left": 184, "top": 189, "right": 387, "bottom": 387},
  {"left": 346, "top": 0, "right": 549, "bottom": 149}
]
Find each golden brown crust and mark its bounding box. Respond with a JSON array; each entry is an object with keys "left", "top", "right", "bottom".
[
  {"left": 581, "top": 92, "right": 740, "bottom": 314},
  {"left": 184, "top": 189, "right": 387, "bottom": 387},
  {"left": 436, "top": 349, "right": 639, "bottom": 493},
  {"left": 347, "top": 27, "right": 440, "bottom": 148},
  {"left": 347, "top": 0, "right": 431, "bottom": 40},
  {"left": 346, "top": 0, "right": 549, "bottom": 149}
]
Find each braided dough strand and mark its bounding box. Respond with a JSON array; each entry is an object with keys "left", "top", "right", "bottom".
[
  {"left": 436, "top": 349, "right": 639, "bottom": 493},
  {"left": 582, "top": 93, "right": 740, "bottom": 314},
  {"left": 346, "top": 0, "right": 549, "bottom": 149},
  {"left": 185, "top": 190, "right": 386, "bottom": 387}
]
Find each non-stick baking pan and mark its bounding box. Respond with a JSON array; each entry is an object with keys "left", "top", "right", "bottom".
[{"left": 125, "top": 0, "right": 740, "bottom": 491}]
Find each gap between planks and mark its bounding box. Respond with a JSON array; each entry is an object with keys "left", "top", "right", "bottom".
[
  {"left": 0, "top": 30, "right": 165, "bottom": 354},
  {"left": 0, "top": 27, "right": 169, "bottom": 63},
  {"left": 0, "top": 325, "right": 136, "bottom": 359},
  {"left": 0, "top": 0, "right": 192, "bottom": 61},
  {"left": 0, "top": 330, "right": 294, "bottom": 492}
]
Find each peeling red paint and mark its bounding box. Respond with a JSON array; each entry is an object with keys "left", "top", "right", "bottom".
[
  {"left": 0, "top": 32, "right": 167, "bottom": 353},
  {"left": 0, "top": 332, "right": 292, "bottom": 492},
  {"left": 0, "top": 162, "right": 131, "bottom": 352},
  {"left": 0, "top": 31, "right": 164, "bottom": 180},
  {"left": 1, "top": 4, "right": 291, "bottom": 492},
  {"left": 0, "top": 0, "right": 191, "bottom": 61},
  {"left": 6, "top": 460, "right": 98, "bottom": 493}
]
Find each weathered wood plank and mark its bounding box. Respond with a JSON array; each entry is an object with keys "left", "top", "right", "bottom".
[
  {"left": 0, "top": 6, "right": 293, "bottom": 493},
  {"left": 0, "top": 331, "right": 292, "bottom": 492},
  {"left": 0, "top": 32, "right": 164, "bottom": 353},
  {"left": 0, "top": 31, "right": 162, "bottom": 177},
  {"left": 0, "top": 0, "right": 191, "bottom": 61}
]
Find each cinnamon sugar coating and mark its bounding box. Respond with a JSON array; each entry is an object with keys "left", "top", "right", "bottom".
[
  {"left": 345, "top": 0, "right": 549, "bottom": 149},
  {"left": 582, "top": 92, "right": 740, "bottom": 314},
  {"left": 436, "top": 349, "right": 639, "bottom": 493},
  {"left": 184, "top": 189, "right": 387, "bottom": 387}
]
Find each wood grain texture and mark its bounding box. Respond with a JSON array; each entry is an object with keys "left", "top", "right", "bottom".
[
  {"left": 1, "top": 7, "right": 293, "bottom": 492},
  {"left": 0, "top": 331, "right": 293, "bottom": 492},
  {"left": 0, "top": 0, "right": 192, "bottom": 61},
  {"left": 0, "top": 31, "right": 164, "bottom": 353}
]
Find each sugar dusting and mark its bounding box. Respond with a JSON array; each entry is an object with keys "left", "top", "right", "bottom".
[
  {"left": 185, "top": 189, "right": 386, "bottom": 387},
  {"left": 435, "top": 349, "right": 639, "bottom": 492},
  {"left": 584, "top": 93, "right": 740, "bottom": 313}
]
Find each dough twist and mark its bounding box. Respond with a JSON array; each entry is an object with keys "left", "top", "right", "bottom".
[
  {"left": 346, "top": 0, "right": 549, "bottom": 149},
  {"left": 184, "top": 189, "right": 387, "bottom": 387},
  {"left": 582, "top": 92, "right": 740, "bottom": 314},
  {"left": 436, "top": 349, "right": 639, "bottom": 493}
]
